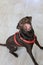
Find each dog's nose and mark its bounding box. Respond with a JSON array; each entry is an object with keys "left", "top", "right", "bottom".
[{"left": 24, "top": 23, "right": 31, "bottom": 31}]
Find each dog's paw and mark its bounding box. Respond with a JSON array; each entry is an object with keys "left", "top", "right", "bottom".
[
  {"left": 12, "top": 53, "right": 18, "bottom": 57},
  {"left": 40, "top": 47, "right": 43, "bottom": 50},
  {"left": 14, "top": 53, "right": 18, "bottom": 57},
  {"left": 10, "top": 51, "right": 18, "bottom": 57},
  {"left": 35, "top": 63, "right": 39, "bottom": 65}
]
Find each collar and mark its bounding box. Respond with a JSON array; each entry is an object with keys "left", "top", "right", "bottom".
[
  {"left": 19, "top": 33, "right": 35, "bottom": 44},
  {"left": 14, "top": 32, "right": 35, "bottom": 45},
  {"left": 14, "top": 32, "right": 21, "bottom": 46}
]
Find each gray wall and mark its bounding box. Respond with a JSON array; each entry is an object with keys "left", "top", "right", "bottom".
[{"left": 0, "top": 0, "right": 43, "bottom": 65}]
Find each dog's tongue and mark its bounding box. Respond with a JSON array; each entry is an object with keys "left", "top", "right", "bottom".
[{"left": 24, "top": 24, "right": 31, "bottom": 31}]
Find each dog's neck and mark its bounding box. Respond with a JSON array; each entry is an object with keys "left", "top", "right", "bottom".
[{"left": 19, "top": 28, "right": 34, "bottom": 40}]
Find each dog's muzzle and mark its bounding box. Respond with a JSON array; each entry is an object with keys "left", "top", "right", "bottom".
[{"left": 23, "top": 23, "right": 31, "bottom": 31}]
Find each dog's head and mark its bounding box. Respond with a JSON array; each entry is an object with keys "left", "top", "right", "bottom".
[{"left": 17, "top": 16, "right": 32, "bottom": 32}]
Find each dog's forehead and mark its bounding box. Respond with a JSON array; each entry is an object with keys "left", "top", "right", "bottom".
[{"left": 19, "top": 16, "right": 32, "bottom": 24}]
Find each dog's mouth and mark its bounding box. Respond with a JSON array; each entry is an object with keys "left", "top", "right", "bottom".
[{"left": 23, "top": 23, "right": 31, "bottom": 31}]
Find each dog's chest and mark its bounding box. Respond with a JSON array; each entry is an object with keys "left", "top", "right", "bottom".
[{"left": 14, "top": 32, "right": 36, "bottom": 46}]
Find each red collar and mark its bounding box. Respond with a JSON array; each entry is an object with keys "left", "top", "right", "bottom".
[
  {"left": 19, "top": 33, "right": 35, "bottom": 44},
  {"left": 14, "top": 32, "right": 35, "bottom": 46},
  {"left": 14, "top": 32, "right": 21, "bottom": 46}
]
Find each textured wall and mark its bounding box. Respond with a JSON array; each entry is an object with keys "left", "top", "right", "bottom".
[{"left": 0, "top": 0, "right": 43, "bottom": 65}]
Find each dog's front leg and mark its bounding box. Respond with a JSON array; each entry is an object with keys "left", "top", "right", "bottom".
[
  {"left": 35, "top": 37, "right": 43, "bottom": 50},
  {"left": 27, "top": 49, "right": 39, "bottom": 65}
]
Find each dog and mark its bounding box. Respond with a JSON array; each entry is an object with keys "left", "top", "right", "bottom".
[{"left": 0, "top": 16, "right": 43, "bottom": 65}]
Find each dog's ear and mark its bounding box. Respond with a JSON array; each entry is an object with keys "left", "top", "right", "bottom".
[
  {"left": 16, "top": 21, "right": 23, "bottom": 29},
  {"left": 16, "top": 23, "right": 20, "bottom": 29}
]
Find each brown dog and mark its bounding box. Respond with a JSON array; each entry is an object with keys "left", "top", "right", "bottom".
[{"left": 0, "top": 16, "right": 43, "bottom": 65}]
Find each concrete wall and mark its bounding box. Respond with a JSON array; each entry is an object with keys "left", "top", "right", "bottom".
[{"left": 0, "top": 0, "right": 43, "bottom": 65}]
